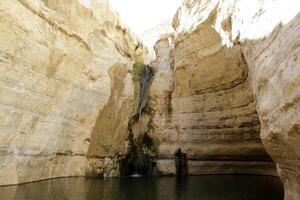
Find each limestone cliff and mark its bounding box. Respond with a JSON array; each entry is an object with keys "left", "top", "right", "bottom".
[
  {"left": 138, "top": 20, "right": 174, "bottom": 60},
  {"left": 0, "top": 0, "right": 148, "bottom": 185},
  {"left": 149, "top": 30, "right": 275, "bottom": 176},
  {"left": 1, "top": 1, "right": 299, "bottom": 199},
  {"left": 169, "top": 0, "right": 300, "bottom": 199}
]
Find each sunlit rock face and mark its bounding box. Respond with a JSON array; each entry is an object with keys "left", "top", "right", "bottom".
[
  {"left": 149, "top": 34, "right": 176, "bottom": 174},
  {"left": 170, "top": 0, "right": 300, "bottom": 199},
  {"left": 1, "top": 1, "right": 299, "bottom": 197},
  {"left": 0, "top": 0, "right": 147, "bottom": 185},
  {"left": 150, "top": 27, "right": 276, "bottom": 176},
  {"left": 138, "top": 20, "right": 174, "bottom": 60}
]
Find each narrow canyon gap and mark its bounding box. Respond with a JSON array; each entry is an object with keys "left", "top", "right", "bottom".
[{"left": 0, "top": 0, "right": 299, "bottom": 200}]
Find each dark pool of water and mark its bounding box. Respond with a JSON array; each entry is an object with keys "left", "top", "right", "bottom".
[{"left": 0, "top": 175, "right": 284, "bottom": 200}]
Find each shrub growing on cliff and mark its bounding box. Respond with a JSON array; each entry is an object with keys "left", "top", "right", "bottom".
[{"left": 132, "top": 62, "right": 145, "bottom": 82}]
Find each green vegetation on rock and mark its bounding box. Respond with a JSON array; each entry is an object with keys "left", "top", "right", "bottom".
[
  {"left": 132, "top": 62, "right": 145, "bottom": 82},
  {"left": 119, "top": 63, "right": 159, "bottom": 176}
]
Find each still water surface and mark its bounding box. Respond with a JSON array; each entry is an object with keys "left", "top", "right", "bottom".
[{"left": 0, "top": 175, "right": 284, "bottom": 200}]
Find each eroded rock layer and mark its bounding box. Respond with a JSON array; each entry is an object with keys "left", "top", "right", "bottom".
[
  {"left": 0, "top": 0, "right": 147, "bottom": 185},
  {"left": 1, "top": 2, "right": 299, "bottom": 198},
  {"left": 169, "top": 0, "right": 300, "bottom": 199},
  {"left": 150, "top": 29, "right": 275, "bottom": 175},
  {"left": 242, "top": 11, "right": 300, "bottom": 200}
]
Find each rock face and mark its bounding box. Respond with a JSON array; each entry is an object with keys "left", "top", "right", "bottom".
[
  {"left": 138, "top": 20, "right": 174, "bottom": 60},
  {"left": 150, "top": 30, "right": 275, "bottom": 176},
  {"left": 168, "top": 0, "right": 300, "bottom": 199},
  {"left": 0, "top": 0, "right": 147, "bottom": 185},
  {"left": 242, "top": 11, "right": 300, "bottom": 200},
  {"left": 1, "top": 1, "right": 299, "bottom": 199}
]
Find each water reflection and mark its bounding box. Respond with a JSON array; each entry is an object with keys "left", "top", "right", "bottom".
[{"left": 0, "top": 175, "right": 283, "bottom": 200}]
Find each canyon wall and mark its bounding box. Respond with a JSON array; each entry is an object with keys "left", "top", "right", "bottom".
[
  {"left": 0, "top": 0, "right": 147, "bottom": 185},
  {"left": 150, "top": 28, "right": 275, "bottom": 175},
  {"left": 0, "top": 1, "right": 299, "bottom": 199},
  {"left": 164, "top": 0, "right": 299, "bottom": 199},
  {"left": 138, "top": 20, "right": 174, "bottom": 60}
]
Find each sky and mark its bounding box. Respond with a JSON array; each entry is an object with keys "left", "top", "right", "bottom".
[{"left": 109, "top": 0, "right": 182, "bottom": 34}]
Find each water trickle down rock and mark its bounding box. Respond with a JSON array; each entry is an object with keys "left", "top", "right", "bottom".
[
  {"left": 119, "top": 65, "right": 157, "bottom": 176},
  {"left": 138, "top": 65, "right": 153, "bottom": 118},
  {"left": 0, "top": 0, "right": 149, "bottom": 185},
  {"left": 120, "top": 133, "right": 156, "bottom": 176}
]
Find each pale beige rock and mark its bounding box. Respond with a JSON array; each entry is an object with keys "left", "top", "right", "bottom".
[
  {"left": 149, "top": 34, "right": 174, "bottom": 115},
  {"left": 149, "top": 34, "right": 175, "bottom": 175},
  {"left": 173, "top": 0, "right": 300, "bottom": 199},
  {"left": 132, "top": 115, "right": 151, "bottom": 139},
  {"left": 150, "top": 11, "right": 276, "bottom": 175},
  {"left": 243, "top": 13, "right": 300, "bottom": 200},
  {"left": 0, "top": 0, "right": 148, "bottom": 185},
  {"left": 138, "top": 20, "right": 174, "bottom": 60},
  {"left": 1, "top": 2, "right": 299, "bottom": 198}
]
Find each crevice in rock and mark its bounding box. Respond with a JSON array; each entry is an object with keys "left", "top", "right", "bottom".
[
  {"left": 175, "top": 148, "right": 188, "bottom": 176},
  {"left": 120, "top": 63, "right": 158, "bottom": 176},
  {"left": 137, "top": 65, "right": 154, "bottom": 119},
  {"left": 120, "top": 132, "right": 156, "bottom": 176}
]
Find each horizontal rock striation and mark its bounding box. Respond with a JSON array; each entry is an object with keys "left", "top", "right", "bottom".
[
  {"left": 0, "top": 0, "right": 147, "bottom": 185},
  {"left": 150, "top": 31, "right": 275, "bottom": 176},
  {"left": 1, "top": 2, "right": 299, "bottom": 198},
  {"left": 170, "top": 0, "right": 300, "bottom": 199},
  {"left": 242, "top": 10, "right": 300, "bottom": 200}
]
